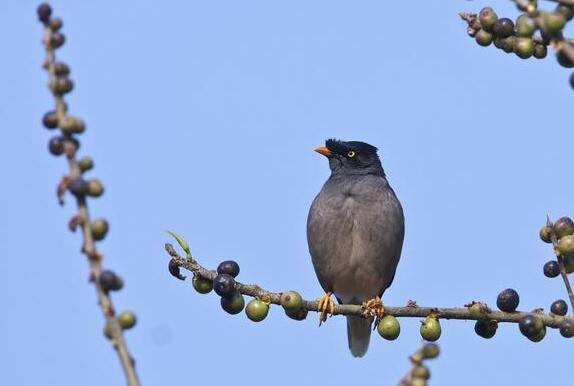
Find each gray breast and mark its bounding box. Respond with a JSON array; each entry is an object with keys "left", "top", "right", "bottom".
[{"left": 307, "top": 174, "right": 404, "bottom": 303}]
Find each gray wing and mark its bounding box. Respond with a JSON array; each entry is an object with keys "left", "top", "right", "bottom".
[{"left": 307, "top": 175, "right": 404, "bottom": 302}]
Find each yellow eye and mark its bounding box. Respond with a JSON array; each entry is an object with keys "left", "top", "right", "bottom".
[{"left": 347, "top": 150, "right": 356, "bottom": 158}]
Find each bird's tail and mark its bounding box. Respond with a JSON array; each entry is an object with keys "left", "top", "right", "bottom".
[{"left": 346, "top": 315, "right": 372, "bottom": 357}]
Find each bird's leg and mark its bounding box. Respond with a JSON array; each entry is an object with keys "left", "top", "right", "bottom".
[
  {"left": 362, "top": 296, "right": 385, "bottom": 321},
  {"left": 317, "top": 291, "right": 335, "bottom": 326}
]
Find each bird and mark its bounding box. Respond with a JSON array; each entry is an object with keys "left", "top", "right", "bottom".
[{"left": 307, "top": 138, "right": 404, "bottom": 357}]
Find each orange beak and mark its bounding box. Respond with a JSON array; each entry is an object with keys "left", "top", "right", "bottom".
[{"left": 314, "top": 146, "right": 332, "bottom": 157}]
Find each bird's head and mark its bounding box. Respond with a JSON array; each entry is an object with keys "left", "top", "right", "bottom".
[{"left": 315, "top": 139, "right": 384, "bottom": 176}]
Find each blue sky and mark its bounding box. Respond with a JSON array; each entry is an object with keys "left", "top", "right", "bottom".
[{"left": 1, "top": 1, "right": 573, "bottom": 385}]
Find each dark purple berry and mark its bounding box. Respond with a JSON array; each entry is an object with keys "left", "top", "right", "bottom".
[
  {"left": 54, "top": 62, "right": 70, "bottom": 76},
  {"left": 492, "top": 18, "right": 515, "bottom": 38},
  {"left": 497, "top": 288, "right": 519, "bottom": 312},
  {"left": 37, "top": 3, "right": 52, "bottom": 23},
  {"left": 48, "top": 136, "right": 64, "bottom": 156},
  {"left": 67, "top": 178, "right": 88, "bottom": 196},
  {"left": 474, "top": 320, "right": 498, "bottom": 339},
  {"left": 42, "top": 111, "right": 58, "bottom": 129},
  {"left": 213, "top": 273, "right": 236, "bottom": 298},
  {"left": 551, "top": 299, "right": 568, "bottom": 316},
  {"left": 99, "top": 270, "right": 123, "bottom": 292},
  {"left": 543, "top": 260, "right": 560, "bottom": 278},
  {"left": 217, "top": 260, "right": 240, "bottom": 278},
  {"left": 49, "top": 32, "right": 66, "bottom": 48},
  {"left": 560, "top": 320, "right": 574, "bottom": 338},
  {"left": 519, "top": 315, "right": 543, "bottom": 338},
  {"left": 168, "top": 259, "right": 185, "bottom": 280}
]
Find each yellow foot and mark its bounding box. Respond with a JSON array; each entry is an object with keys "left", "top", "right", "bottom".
[
  {"left": 317, "top": 291, "right": 335, "bottom": 326},
  {"left": 362, "top": 296, "right": 385, "bottom": 320}
]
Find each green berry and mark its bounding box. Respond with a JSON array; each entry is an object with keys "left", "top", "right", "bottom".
[
  {"left": 514, "top": 37, "right": 534, "bottom": 59},
  {"left": 556, "top": 5, "right": 574, "bottom": 21},
  {"left": 90, "top": 218, "right": 109, "bottom": 241},
  {"left": 550, "top": 299, "right": 568, "bottom": 316},
  {"left": 377, "top": 315, "right": 401, "bottom": 340},
  {"left": 497, "top": 288, "right": 519, "bottom": 312},
  {"left": 495, "top": 36, "right": 515, "bottom": 53},
  {"left": 421, "top": 342, "right": 440, "bottom": 359},
  {"left": 534, "top": 44, "right": 548, "bottom": 59},
  {"left": 474, "top": 320, "right": 498, "bottom": 339},
  {"left": 245, "top": 299, "right": 269, "bottom": 322},
  {"left": 420, "top": 317, "right": 441, "bottom": 341},
  {"left": 192, "top": 276, "right": 213, "bottom": 294},
  {"left": 558, "top": 235, "right": 574, "bottom": 257},
  {"left": 554, "top": 217, "right": 574, "bottom": 238},
  {"left": 59, "top": 116, "right": 85, "bottom": 134},
  {"left": 540, "top": 225, "right": 553, "bottom": 243},
  {"left": 118, "top": 311, "right": 137, "bottom": 329},
  {"left": 475, "top": 29, "right": 493, "bottom": 47},
  {"left": 563, "top": 256, "right": 574, "bottom": 273},
  {"left": 515, "top": 15, "right": 536, "bottom": 37},
  {"left": 280, "top": 291, "right": 303, "bottom": 312},
  {"left": 412, "top": 365, "right": 430, "bottom": 380},
  {"left": 78, "top": 157, "right": 94, "bottom": 172},
  {"left": 542, "top": 12, "right": 566, "bottom": 35},
  {"left": 221, "top": 291, "right": 245, "bottom": 314},
  {"left": 86, "top": 179, "right": 104, "bottom": 197},
  {"left": 479, "top": 7, "right": 498, "bottom": 31},
  {"left": 493, "top": 18, "right": 514, "bottom": 38},
  {"left": 285, "top": 308, "right": 308, "bottom": 321}
]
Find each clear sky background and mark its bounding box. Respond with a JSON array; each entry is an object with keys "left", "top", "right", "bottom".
[{"left": 1, "top": 1, "right": 573, "bottom": 385}]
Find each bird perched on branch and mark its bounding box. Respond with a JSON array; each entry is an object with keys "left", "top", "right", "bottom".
[{"left": 307, "top": 139, "right": 404, "bottom": 357}]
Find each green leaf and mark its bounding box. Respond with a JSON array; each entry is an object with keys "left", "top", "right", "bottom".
[{"left": 166, "top": 230, "right": 191, "bottom": 257}]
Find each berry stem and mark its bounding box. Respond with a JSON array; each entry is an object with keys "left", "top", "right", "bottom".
[
  {"left": 40, "top": 11, "right": 140, "bottom": 386},
  {"left": 165, "top": 243, "right": 574, "bottom": 328}
]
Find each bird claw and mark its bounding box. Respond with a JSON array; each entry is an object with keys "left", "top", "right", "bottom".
[
  {"left": 362, "top": 296, "right": 385, "bottom": 320},
  {"left": 317, "top": 292, "right": 335, "bottom": 326}
]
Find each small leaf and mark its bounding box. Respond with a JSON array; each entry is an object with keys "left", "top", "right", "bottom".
[{"left": 166, "top": 230, "right": 191, "bottom": 257}]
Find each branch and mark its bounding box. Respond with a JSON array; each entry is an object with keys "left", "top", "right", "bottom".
[
  {"left": 37, "top": 4, "right": 140, "bottom": 385},
  {"left": 164, "top": 243, "right": 574, "bottom": 329},
  {"left": 398, "top": 343, "right": 440, "bottom": 386}
]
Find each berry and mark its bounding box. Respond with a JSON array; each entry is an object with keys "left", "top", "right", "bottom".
[
  {"left": 474, "top": 320, "right": 498, "bottom": 339},
  {"left": 42, "top": 111, "right": 59, "bottom": 129},
  {"left": 570, "top": 72, "right": 574, "bottom": 90},
  {"left": 558, "top": 235, "right": 574, "bottom": 257},
  {"left": 280, "top": 291, "right": 303, "bottom": 312},
  {"left": 377, "top": 315, "right": 401, "bottom": 340},
  {"left": 492, "top": 18, "right": 514, "bottom": 38},
  {"left": 514, "top": 37, "right": 534, "bottom": 59},
  {"left": 551, "top": 299, "right": 568, "bottom": 316},
  {"left": 48, "top": 136, "right": 64, "bottom": 156},
  {"left": 519, "top": 315, "right": 543, "bottom": 338},
  {"left": 78, "top": 157, "right": 94, "bottom": 172},
  {"left": 563, "top": 256, "right": 574, "bottom": 273},
  {"left": 542, "top": 12, "right": 566, "bottom": 35},
  {"left": 168, "top": 259, "right": 185, "bottom": 280},
  {"left": 516, "top": 15, "right": 536, "bottom": 37},
  {"left": 557, "top": 48, "right": 574, "bottom": 68},
  {"left": 543, "top": 260, "right": 560, "bottom": 278},
  {"left": 49, "top": 32, "right": 66, "bottom": 48},
  {"left": 49, "top": 18, "right": 63, "bottom": 31},
  {"left": 99, "top": 270, "right": 124, "bottom": 292},
  {"left": 54, "top": 62, "right": 70, "bottom": 76},
  {"left": 479, "top": 7, "right": 498, "bottom": 31},
  {"left": 412, "top": 365, "right": 430, "bottom": 380},
  {"left": 213, "top": 274, "right": 236, "bottom": 298},
  {"left": 528, "top": 325, "right": 546, "bottom": 342},
  {"left": 539, "top": 225, "right": 553, "bottom": 243},
  {"left": 216, "top": 260, "right": 240, "bottom": 278},
  {"left": 90, "top": 218, "right": 109, "bottom": 241},
  {"left": 68, "top": 178, "right": 88, "bottom": 196},
  {"left": 495, "top": 36, "right": 515, "bottom": 53},
  {"left": 59, "top": 116, "right": 85, "bottom": 134},
  {"left": 118, "top": 311, "right": 137, "bottom": 329},
  {"left": 420, "top": 317, "right": 441, "bottom": 341},
  {"left": 556, "top": 5, "right": 574, "bottom": 21},
  {"left": 220, "top": 291, "right": 245, "bottom": 314},
  {"left": 50, "top": 76, "right": 74, "bottom": 95},
  {"left": 86, "top": 179, "right": 104, "bottom": 197},
  {"left": 560, "top": 320, "right": 574, "bottom": 338},
  {"left": 534, "top": 44, "right": 548, "bottom": 59},
  {"left": 37, "top": 3, "right": 52, "bottom": 23},
  {"left": 554, "top": 217, "right": 574, "bottom": 238},
  {"left": 245, "top": 299, "right": 269, "bottom": 322},
  {"left": 285, "top": 308, "right": 308, "bottom": 321},
  {"left": 475, "top": 29, "right": 493, "bottom": 47},
  {"left": 192, "top": 276, "right": 213, "bottom": 294},
  {"left": 421, "top": 342, "right": 440, "bottom": 359},
  {"left": 497, "top": 288, "right": 520, "bottom": 312}
]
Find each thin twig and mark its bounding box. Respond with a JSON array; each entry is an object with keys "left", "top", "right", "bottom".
[
  {"left": 41, "top": 20, "right": 140, "bottom": 386},
  {"left": 165, "top": 243, "right": 574, "bottom": 328},
  {"left": 550, "top": 229, "right": 574, "bottom": 316}
]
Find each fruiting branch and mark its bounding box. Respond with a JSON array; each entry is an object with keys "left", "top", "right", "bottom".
[
  {"left": 37, "top": 3, "right": 140, "bottom": 386},
  {"left": 398, "top": 343, "right": 439, "bottom": 386},
  {"left": 165, "top": 242, "right": 574, "bottom": 330}
]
